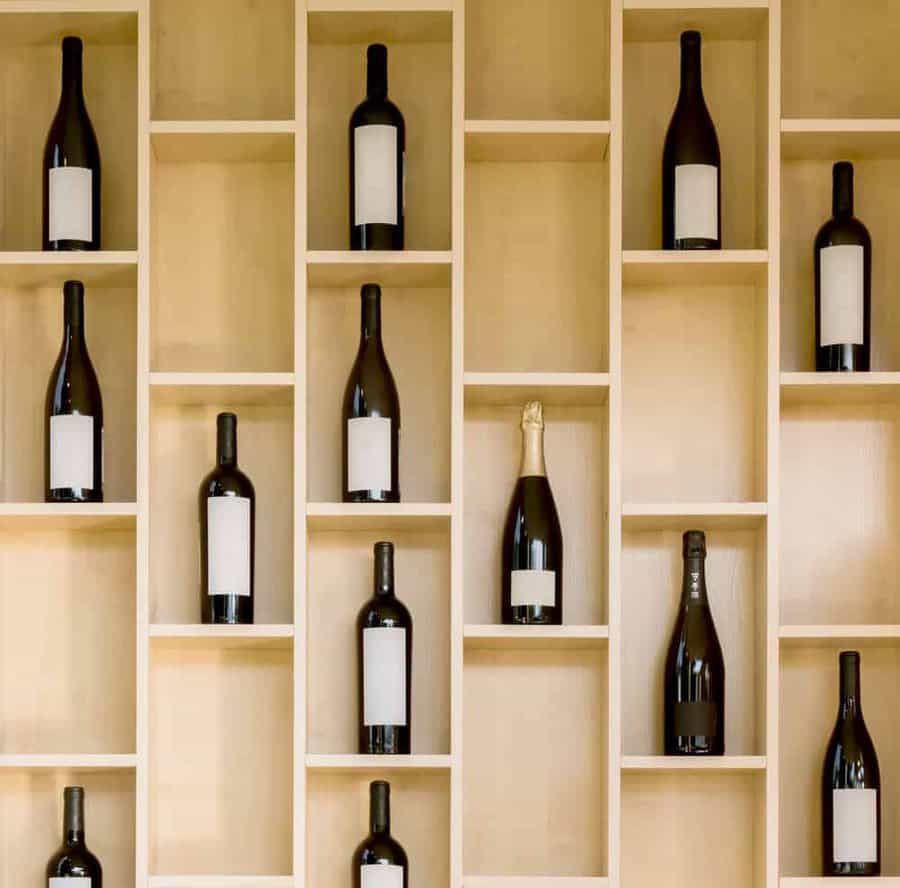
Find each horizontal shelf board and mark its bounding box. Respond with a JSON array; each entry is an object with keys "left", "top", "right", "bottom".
[
  {"left": 622, "top": 502, "right": 767, "bottom": 531},
  {"left": 308, "top": 0, "right": 451, "bottom": 9},
  {"left": 622, "top": 250, "right": 768, "bottom": 286},
  {"left": 149, "top": 372, "right": 295, "bottom": 406},
  {"left": 780, "top": 881, "right": 900, "bottom": 887},
  {"left": 306, "top": 502, "right": 452, "bottom": 532},
  {"left": 150, "top": 625, "right": 294, "bottom": 650},
  {"left": 0, "top": 251, "right": 137, "bottom": 288},
  {"left": 306, "top": 754, "right": 451, "bottom": 773},
  {"left": 464, "top": 373, "right": 609, "bottom": 407},
  {"left": 149, "top": 878, "right": 295, "bottom": 888},
  {"left": 621, "top": 755, "right": 767, "bottom": 773},
  {"left": 781, "top": 372, "right": 900, "bottom": 405},
  {"left": 624, "top": 6, "right": 767, "bottom": 42},
  {"left": 465, "top": 120, "right": 610, "bottom": 162},
  {"left": 0, "top": 754, "right": 136, "bottom": 771},
  {"left": 782, "top": 119, "right": 900, "bottom": 160},
  {"left": 465, "top": 879, "right": 609, "bottom": 888},
  {"left": 306, "top": 250, "right": 452, "bottom": 288},
  {"left": 780, "top": 625, "right": 900, "bottom": 647},
  {"left": 0, "top": 502, "right": 136, "bottom": 531},
  {"left": 464, "top": 625, "right": 609, "bottom": 651},
  {"left": 308, "top": 9, "right": 451, "bottom": 45},
  {"left": 151, "top": 121, "right": 295, "bottom": 163},
  {"left": 0, "top": 8, "right": 137, "bottom": 47}
]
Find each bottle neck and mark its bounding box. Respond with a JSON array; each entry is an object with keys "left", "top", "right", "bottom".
[
  {"left": 681, "top": 555, "right": 708, "bottom": 603},
  {"left": 63, "top": 290, "right": 85, "bottom": 345},
  {"left": 360, "top": 290, "right": 383, "bottom": 346},
  {"left": 374, "top": 546, "right": 394, "bottom": 598},
  {"left": 370, "top": 787, "right": 390, "bottom": 835},
  {"left": 61, "top": 43, "right": 84, "bottom": 103},
  {"left": 839, "top": 656, "right": 861, "bottom": 718},
  {"left": 833, "top": 167, "right": 854, "bottom": 218},
  {"left": 367, "top": 53, "right": 387, "bottom": 100},
  {"left": 680, "top": 39, "right": 703, "bottom": 97},
  {"left": 63, "top": 792, "right": 85, "bottom": 846},
  {"left": 217, "top": 422, "right": 237, "bottom": 467},
  {"left": 519, "top": 425, "right": 546, "bottom": 477}
]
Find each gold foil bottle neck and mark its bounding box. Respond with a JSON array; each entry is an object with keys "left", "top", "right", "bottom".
[
  {"left": 521, "top": 400, "right": 544, "bottom": 431},
  {"left": 519, "top": 401, "right": 546, "bottom": 477}
]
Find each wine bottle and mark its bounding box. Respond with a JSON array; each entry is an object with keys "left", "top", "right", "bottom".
[
  {"left": 46, "top": 786, "right": 103, "bottom": 888},
  {"left": 501, "top": 401, "right": 563, "bottom": 625},
  {"left": 353, "top": 781, "right": 409, "bottom": 888},
  {"left": 664, "top": 530, "right": 725, "bottom": 755},
  {"left": 815, "top": 162, "right": 872, "bottom": 372},
  {"left": 343, "top": 283, "right": 401, "bottom": 503},
  {"left": 45, "top": 280, "right": 103, "bottom": 503},
  {"left": 357, "top": 542, "right": 412, "bottom": 754},
  {"left": 199, "top": 412, "right": 255, "bottom": 624},
  {"left": 822, "top": 651, "right": 881, "bottom": 876},
  {"left": 43, "top": 36, "right": 101, "bottom": 251},
  {"left": 662, "top": 30, "right": 721, "bottom": 250},
  {"left": 350, "top": 43, "right": 405, "bottom": 250}
]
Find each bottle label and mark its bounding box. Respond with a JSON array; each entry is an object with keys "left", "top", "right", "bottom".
[
  {"left": 207, "top": 496, "right": 251, "bottom": 597},
  {"left": 50, "top": 880, "right": 91, "bottom": 887},
  {"left": 354, "top": 124, "right": 398, "bottom": 226},
  {"left": 820, "top": 244, "right": 864, "bottom": 346},
  {"left": 833, "top": 788, "right": 877, "bottom": 863},
  {"left": 49, "top": 166, "right": 93, "bottom": 242},
  {"left": 348, "top": 417, "right": 392, "bottom": 493},
  {"left": 50, "top": 414, "right": 94, "bottom": 490},
  {"left": 674, "top": 163, "right": 718, "bottom": 241},
  {"left": 510, "top": 569, "right": 555, "bottom": 607},
  {"left": 361, "top": 864, "right": 403, "bottom": 888},
  {"left": 673, "top": 700, "right": 718, "bottom": 737},
  {"left": 363, "top": 626, "right": 407, "bottom": 726}
]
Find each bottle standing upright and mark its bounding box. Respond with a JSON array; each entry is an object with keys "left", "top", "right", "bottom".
[
  {"left": 353, "top": 781, "right": 409, "bottom": 888},
  {"left": 46, "top": 786, "right": 103, "bottom": 887}
]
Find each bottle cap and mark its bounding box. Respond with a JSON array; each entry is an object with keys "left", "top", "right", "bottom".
[
  {"left": 361, "top": 283, "right": 381, "bottom": 299},
  {"left": 521, "top": 401, "right": 544, "bottom": 431},
  {"left": 62, "top": 36, "right": 83, "bottom": 53},
  {"left": 682, "top": 529, "right": 706, "bottom": 557},
  {"left": 681, "top": 30, "right": 701, "bottom": 47}
]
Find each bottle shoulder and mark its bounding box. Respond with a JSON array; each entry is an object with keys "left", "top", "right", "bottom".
[
  {"left": 47, "top": 844, "right": 102, "bottom": 877},
  {"left": 354, "top": 834, "right": 408, "bottom": 867},
  {"left": 351, "top": 98, "right": 405, "bottom": 130},
  {"left": 357, "top": 594, "right": 412, "bottom": 629},
  {"left": 200, "top": 466, "right": 256, "bottom": 499},
  {"left": 816, "top": 215, "right": 872, "bottom": 249},
  {"left": 664, "top": 95, "right": 720, "bottom": 161}
]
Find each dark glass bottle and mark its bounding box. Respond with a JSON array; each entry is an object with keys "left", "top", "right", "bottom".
[
  {"left": 342, "top": 284, "right": 401, "bottom": 503},
  {"left": 501, "top": 401, "right": 563, "bottom": 625},
  {"left": 199, "top": 412, "right": 255, "bottom": 624},
  {"left": 350, "top": 43, "right": 405, "bottom": 250},
  {"left": 43, "top": 36, "right": 101, "bottom": 251},
  {"left": 45, "top": 280, "right": 103, "bottom": 503},
  {"left": 822, "top": 651, "right": 881, "bottom": 876},
  {"left": 815, "top": 162, "right": 872, "bottom": 372},
  {"left": 664, "top": 530, "right": 725, "bottom": 755},
  {"left": 662, "top": 30, "right": 721, "bottom": 250},
  {"left": 46, "top": 786, "right": 103, "bottom": 888},
  {"left": 353, "top": 781, "right": 409, "bottom": 888},
  {"left": 357, "top": 542, "right": 412, "bottom": 754}
]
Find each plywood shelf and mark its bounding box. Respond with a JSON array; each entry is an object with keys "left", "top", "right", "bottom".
[
  {"left": 149, "top": 373, "right": 295, "bottom": 406},
  {"left": 306, "top": 502, "right": 451, "bottom": 531},
  {"left": 781, "top": 372, "right": 900, "bottom": 405},
  {"left": 149, "top": 625, "right": 294, "bottom": 650},
  {"left": 781, "top": 881, "right": 900, "bottom": 887},
  {"left": 782, "top": 118, "right": 900, "bottom": 160},
  {"left": 620, "top": 755, "right": 766, "bottom": 774},
  {"left": 305, "top": 754, "right": 452, "bottom": 773},
  {"left": 622, "top": 250, "right": 768, "bottom": 286},
  {"left": 780, "top": 625, "right": 900, "bottom": 646},
  {"left": 151, "top": 120, "right": 295, "bottom": 163},
  {"left": 465, "top": 879, "right": 610, "bottom": 888},
  {"left": 149, "top": 878, "right": 295, "bottom": 888},
  {"left": 464, "top": 625, "right": 609, "bottom": 651},
  {"left": 464, "top": 372, "right": 610, "bottom": 406},
  {"left": 0, "top": 753, "right": 137, "bottom": 771},
  {"left": 0, "top": 251, "right": 138, "bottom": 287},
  {"left": 306, "top": 251, "right": 452, "bottom": 288},
  {"left": 622, "top": 502, "right": 767, "bottom": 530},
  {"left": 623, "top": 5, "right": 768, "bottom": 41},
  {"left": 465, "top": 119, "right": 610, "bottom": 162},
  {"left": 0, "top": 501, "right": 137, "bottom": 530}
]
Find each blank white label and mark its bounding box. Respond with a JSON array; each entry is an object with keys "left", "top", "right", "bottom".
[
  {"left": 675, "top": 163, "right": 718, "bottom": 241},
  {"left": 207, "top": 496, "right": 251, "bottom": 597},
  {"left": 511, "top": 569, "right": 556, "bottom": 607},
  {"left": 348, "top": 416, "right": 392, "bottom": 493},
  {"left": 833, "top": 788, "right": 877, "bottom": 863},
  {"left": 355, "top": 125, "right": 398, "bottom": 226},
  {"left": 50, "top": 880, "right": 91, "bottom": 888},
  {"left": 363, "top": 627, "right": 407, "bottom": 726},
  {"left": 49, "top": 166, "right": 92, "bottom": 242},
  {"left": 361, "top": 864, "right": 403, "bottom": 888},
  {"left": 820, "top": 244, "right": 864, "bottom": 346},
  {"left": 50, "top": 414, "right": 94, "bottom": 490}
]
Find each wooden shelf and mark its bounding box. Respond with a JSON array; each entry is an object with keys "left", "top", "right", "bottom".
[
  {"left": 465, "top": 880, "right": 610, "bottom": 888},
  {"left": 151, "top": 120, "right": 295, "bottom": 162},
  {"left": 306, "top": 502, "right": 451, "bottom": 531},
  {"left": 149, "top": 625, "right": 294, "bottom": 650},
  {"left": 0, "top": 754, "right": 137, "bottom": 771},
  {"left": 622, "top": 250, "right": 768, "bottom": 286},
  {"left": 149, "top": 372, "right": 295, "bottom": 405},
  {"left": 0, "top": 251, "right": 138, "bottom": 288},
  {"left": 780, "top": 881, "right": 900, "bottom": 888},
  {"left": 621, "top": 756, "right": 767, "bottom": 774},
  {"left": 623, "top": 5, "right": 768, "bottom": 42},
  {"left": 780, "top": 625, "right": 900, "bottom": 646},
  {"left": 305, "top": 754, "right": 452, "bottom": 773},
  {"left": 464, "top": 372, "right": 610, "bottom": 406},
  {"left": 0, "top": 502, "right": 137, "bottom": 530},
  {"left": 781, "top": 372, "right": 900, "bottom": 405},
  {"left": 782, "top": 118, "right": 900, "bottom": 160},
  {"left": 149, "top": 878, "right": 295, "bottom": 888},
  {"left": 622, "top": 502, "right": 767, "bottom": 530},
  {"left": 306, "top": 250, "right": 452, "bottom": 288},
  {"left": 465, "top": 119, "right": 610, "bottom": 162},
  {"left": 464, "top": 625, "right": 609, "bottom": 650}
]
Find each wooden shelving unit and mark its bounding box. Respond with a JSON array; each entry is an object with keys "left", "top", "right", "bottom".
[{"left": 3, "top": 1, "right": 900, "bottom": 887}]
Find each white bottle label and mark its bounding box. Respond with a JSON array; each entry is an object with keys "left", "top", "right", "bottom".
[
  {"left": 510, "top": 569, "right": 556, "bottom": 607},
  {"left": 833, "top": 788, "right": 877, "bottom": 863},
  {"left": 361, "top": 864, "right": 403, "bottom": 888},
  {"left": 50, "top": 879, "right": 91, "bottom": 888},
  {"left": 674, "top": 163, "right": 718, "bottom": 241},
  {"left": 50, "top": 414, "right": 94, "bottom": 490},
  {"left": 49, "top": 166, "right": 93, "bottom": 242},
  {"left": 207, "top": 496, "right": 251, "bottom": 597},
  {"left": 363, "top": 627, "right": 407, "bottom": 726},
  {"left": 348, "top": 416, "right": 392, "bottom": 493},
  {"left": 354, "top": 124, "right": 398, "bottom": 226},
  {"left": 820, "top": 244, "right": 864, "bottom": 347}
]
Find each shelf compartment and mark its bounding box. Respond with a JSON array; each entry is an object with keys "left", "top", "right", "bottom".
[
  {"left": 621, "top": 249, "right": 768, "bottom": 286},
  {"left": 0, "top": 502, "right": 136, "bottom": 531},
  {"left": 308, "top": 9, "right": 451, "bottom": 251},
  {"left": 151, "top": 120, "right": 295, "bottom": 163},
  {"left": 307, "top": 279, "right": 450, "bottom": 503},
  {"left": 465, "top": 120, "right": 610, "bottom": 162},
  {"left": 305, "top": 754, "right": 452, "bottom": 773},
  {"left": 151, "top": 0, "right": 294, "bottom": 121},
  {"left": 150, "top": 646, "right": 292, "bottom": 875},
  {"left": 149, "top": 389, "right": 293, "bottom": 625},
  {"left": 464, "top": 373, "right": 610, "bottom": 407},
  {"left": 306, "top": 250, "right": 453, "bottom": 288},
  {"left": 780, "top": 625, "right": 900, "bottom": 646},
  {"left": 781, "top": 372, "right": 900, "bottom": 405},
  {"left": 464, "top": 647, "right": 608, "bottom": 876},
  {"left": 781, "top": 643, "right": 900, "bottom": 876},
  {"left": 623, "top": 6, "right": 768, "bottom": 250},
  {"left": 307, "top": 524, "right": 450, "bottom": 755},
  {"left": 464, "top": 401, "right": 607, "bottom": 625},
  {"left": 0, "top": 251, "right": 137, "bottom": 288},
  {"left": 306, "top": 502, "right": 451, "bottom": 532},
  {"left": 149, "top": 624, "right": 294, "bottom": 650},
  {"left": 622, "top": 525, "right": 766, "bottom": 757},
  {"left": 621, "top": 755, "right": 766, "bottom": 773},
  {"left": 624, "top": 5, "right": 767, "bottom": 41},
  {"left": 464, "top": 624, "right": 609, "bottom": 651},
  {"left": 782, "top": 119, "right": 900, "bottom": 161},
  {"left": 621, "top": 501, "right": 767, "bottom": 531},
  {"left": 149, "top": 373, "right": 295, "bottom": 406}
]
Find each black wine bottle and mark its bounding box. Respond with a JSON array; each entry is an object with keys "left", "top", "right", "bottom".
[
  {"left": 342, "top": 284, "right": 401, "bottom": 503},
  {"left": 43, "top": 36, "right": 101, "bottom": 251},
  {"left": 46, "top": 786, "right": 103, "bottom": 888},
  {"left": 199, "top": 412, "right": 255, "bottom": 624},
  {"left": 350, "top": 43, "right": 405, "bottom": 250},
  {"left": 664, "top": 530, "right": 725, "bottom": 755},
  {"left": 822, "top": 651, "right": 881, "bottom": 876},
  {"left": 662, "top": 30, "right": 721, "bottom": 250},
  {"left": 357, "top": 542, "right": 412, "bottom": 754},
  {"left": 353, "top": 781, "right": 409, "bottom": 888},
  {"left": 815, "top": 162, "right": 872, "bottom": 372},
  {"left": 45, "top": 280, "right": 103, "bottom": 503},
  {"left": 501, "top": 402, "right": 563, "bottom": 625}
]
